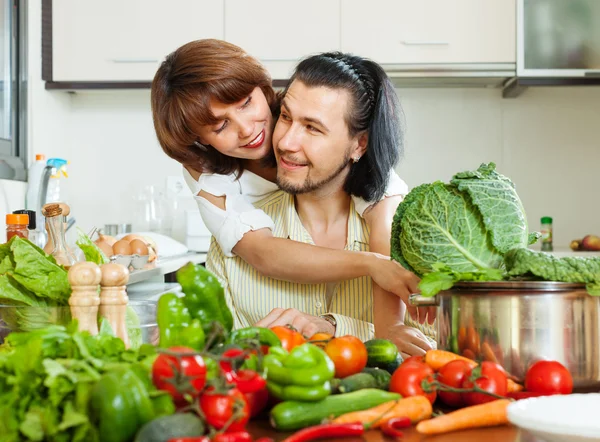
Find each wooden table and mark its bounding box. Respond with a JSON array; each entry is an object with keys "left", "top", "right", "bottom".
[{"left": 247, "top": 420, "right": 547, "bottom": 442}]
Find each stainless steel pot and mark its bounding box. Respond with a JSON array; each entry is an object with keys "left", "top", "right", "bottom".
[{"left": 410, "top": 281, "right": 600, "bottom": 389}]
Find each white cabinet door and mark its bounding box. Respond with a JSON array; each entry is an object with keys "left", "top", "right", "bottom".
[
  {"left": 341, "top": 0, "right": 515, "bottom": 65},
  {"left": 224, "top": 0, "right": 340, "bottom": 79},
  {"left": 52, "top": 0, "right": 224, "bottom": 82}
]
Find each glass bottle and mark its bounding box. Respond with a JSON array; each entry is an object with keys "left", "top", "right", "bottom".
[
  {"left": 44, "top": 204, "right": 77, "bottom": 268},
  {"left": 5, "top": 214, "right": 29, "bottom": 241},
  {"left": 541, "top": 216, "right": 553, "bottom": 252}
]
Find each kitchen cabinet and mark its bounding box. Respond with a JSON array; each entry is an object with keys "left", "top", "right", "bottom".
[
  {"left": 341, "top": 0, "right": 516, "bottom": 65},
  {"left": 224, "top": 0, "right": 341, "bottom": 79},
  {"left": 48, "top": 0, "right": 224, "bottom": 82}
]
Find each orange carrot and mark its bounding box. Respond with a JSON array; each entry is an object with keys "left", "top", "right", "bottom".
[
  {"left": 424, "top": 349, "right": 478, "bottom": 371},
  {"left": 481, "top": 341, "right": 498, "bottom": 364},
  {"left": 332, "top": 396, "right": 432, "bottom": 428},
  {"left": 416, "top": 399, "right": 511, "bottom": 435},
  {"left": 506, "top": 378, "right": 524, "bottom": 393}
]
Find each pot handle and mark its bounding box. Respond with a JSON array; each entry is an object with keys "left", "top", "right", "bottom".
[{"left": 409, "top": 294, "right": 440, "bottom": 306}]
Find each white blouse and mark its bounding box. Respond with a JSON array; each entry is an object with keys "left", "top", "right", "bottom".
[{"left": 183, "top": 167, "right": 409, "bottom": 257}]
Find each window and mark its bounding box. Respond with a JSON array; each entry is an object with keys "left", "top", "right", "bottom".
[{"left": 0, "top": 0, "right": 25, "bottom": 181}]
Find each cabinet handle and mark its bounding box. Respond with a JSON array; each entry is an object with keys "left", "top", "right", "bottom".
[
  {"left": 110, "top": 59, "right": 159, "bottom": 64},
  {"left": 401, "top": 41, "right": 449, "bottom": 46}
]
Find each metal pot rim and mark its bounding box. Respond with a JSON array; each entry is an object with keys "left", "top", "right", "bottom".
[{"left": 452, "top": 280, "right": 586, "bottom": 291}]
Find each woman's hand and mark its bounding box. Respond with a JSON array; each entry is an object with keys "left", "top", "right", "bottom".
[
  {"left": 388, "top": 324, "right": 434, "bottom": 360},
  {"left": 368, "top": 255, "right": 436, "bottom": 325}
]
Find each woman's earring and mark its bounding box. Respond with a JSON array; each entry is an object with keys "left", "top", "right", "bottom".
[
  {"left": 353, "top": 155, "right": 361, "bottom": 163},
  {"left": 194, "top": 141, "right": 208, "bottom": 152}
]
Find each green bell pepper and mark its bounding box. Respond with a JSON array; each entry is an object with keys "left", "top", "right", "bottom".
[
  {"left": 177, "top": 263, "right": 234, "bottom": 334},
  {"left": 90, "top": 367, "right": 155, "bottom": 442},
  {"left": 228, "top": 326, "right": 282, "bottom": 348},
  {"left": 264, "top": 344, "right": 335, "bottom": 402},
  {"left": 157, "top": 292, "right": 205, "bottom": 350}
]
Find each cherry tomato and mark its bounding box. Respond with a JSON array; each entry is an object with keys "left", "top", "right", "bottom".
[
  {"left": 152, "top": 346, "right": 206, "bottom": 404},
  {"left": 525, "top": 360, "right": 573, "bottom": 395},
  {"left": 325, "top": 335, "right": 368, "bottom": 378},
  {"left": 389, "top": 361, "right": 437, "bottom": 404},
  {"left": 243, "top": 387, "right": 270, "bottom": 418},
  {"left": 461, "top": 361, "right": 507, "bottom": 406},
  {"left": 199, "top": 387, "right": 250, "bottom": 432},
  {"left": 270, "top": 326, "right": 306, "bottom": 352},
  {"left": 309, "top": 332, "right": 333, "bottom": 349},
  {"left": 437, "top": 359, "right": 472, "bottom": 407}
]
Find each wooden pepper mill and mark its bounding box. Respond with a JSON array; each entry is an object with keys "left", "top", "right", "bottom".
[
  {"left": 100, "top": 263, "right": 130, "bottom": 348},
  {"left": 67, "top": 262, "right": 101, "bottom": 335},
  {"left": 42, "top": 202, "right": 71, "bottom": 255}
]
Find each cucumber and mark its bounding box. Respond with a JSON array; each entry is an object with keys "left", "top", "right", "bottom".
[
  {"left": 134, "top": 413, "right": 205, "bottom": 442},
  {"left": 364, "top": 339, "right": 399, "bottom": 369},
  {"left": 361, "top": 367, "right": 392, "bottom": 390},
  {"left": 270, "top": 389, "right": 401, "bottom": 430},
  {"left": 338, "top": 372, "right": 377, "bottom": 393}
]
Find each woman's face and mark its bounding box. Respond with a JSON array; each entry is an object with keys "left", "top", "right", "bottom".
[{"left": 196, "top": 87, "right": 273, "bottom": 161}]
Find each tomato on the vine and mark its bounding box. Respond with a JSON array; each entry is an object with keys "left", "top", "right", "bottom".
[
  {"left": 401, "top": 355, "right": 425, "bottom": 366},
  {"left": 461, "top": 361, "right": 507, "bottom": 406},
  {"left": 325, "top": 335, "right": 368, "bottom": 378},
  {"left": 152, "top": 346, "right": 206, "bottom": 404},
  {"left": 437, "top": 359, "right": 472, "bottom": 407},
  {"left": 270, "top": 326, "right": 306, "bottom": 352},
  {"left": 389, "top": 361, "right": 437, "bottom": 404},
  {"left": 525, "top": 360, "right": 573, "bottom": 395},
  {"left": 199, "top": 387, "right": 250, "bottom": 432}
]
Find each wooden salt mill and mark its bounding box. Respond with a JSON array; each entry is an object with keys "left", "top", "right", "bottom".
[
  {"left": 42, "top": 202, "right": 71, "bottom": 255},
  {"left": 100, "top": 263, "right": 130, "bottom": 348},
  {"left": 68, "top": 262, "right": 101, "bottom": 335}
]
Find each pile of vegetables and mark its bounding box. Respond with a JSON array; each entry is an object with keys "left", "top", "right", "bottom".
[{"left": 391, "top": 162, "right": 600, "bottom": 296}]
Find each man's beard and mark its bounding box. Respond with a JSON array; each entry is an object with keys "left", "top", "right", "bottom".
[{"left": 276, "top": 151, "right": 352, "bottom": 195}]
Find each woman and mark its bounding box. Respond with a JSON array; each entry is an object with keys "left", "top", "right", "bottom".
[{"left": 151, "top": 40, "right": 435, "bottom": 354}]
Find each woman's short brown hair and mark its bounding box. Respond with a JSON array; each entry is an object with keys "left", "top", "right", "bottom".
[{"left": 151, "top": 39, "right": 277, "bottom": 175}]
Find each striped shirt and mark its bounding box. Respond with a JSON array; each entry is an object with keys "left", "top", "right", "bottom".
[{"left": 205, "top": 190, "right": 375, "bottom": 341}]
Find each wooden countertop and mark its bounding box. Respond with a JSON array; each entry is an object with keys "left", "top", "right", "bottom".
[{"left": 247, "top": 420, "right": 545, "bottom": 442}]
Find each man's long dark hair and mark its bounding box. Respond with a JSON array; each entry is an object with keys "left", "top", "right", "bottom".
[{"left": 282, "top": 52, "right": 404, "bottom": 202}]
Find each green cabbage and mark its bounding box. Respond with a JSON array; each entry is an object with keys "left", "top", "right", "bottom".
[{"left": 392, "top": 163, "right": 532, "bottom": 277}]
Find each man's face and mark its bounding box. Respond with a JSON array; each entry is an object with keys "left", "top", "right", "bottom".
[{"left": 272, "top": 80, "right": 360, "bottom": 195}]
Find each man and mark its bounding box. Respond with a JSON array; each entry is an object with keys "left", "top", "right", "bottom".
[{"left": 206, "top": 52, "right": 433, "bottom": 354}]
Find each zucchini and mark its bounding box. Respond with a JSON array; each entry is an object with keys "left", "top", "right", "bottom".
[
  {"left": 361, "top": 367, "right": 392, "bottom": 390},
  {"left": 339, "top": 372, "right": 377, "bottom": 393},
  {"left": 270, "top": 389, "right": 401, "bottom": 430},
  {"left": 364, "top": 339, "right": 399, "bottom": 369},
  {"left": 134, "top": 413, "right": 205, "bottom": 442}
]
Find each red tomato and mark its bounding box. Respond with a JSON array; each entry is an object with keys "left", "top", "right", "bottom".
[
  {"left": 461, "top": 361, "right": 507, "bottom": 406},
  {"left": 437, "top": 359, "right": 472, "bottom": 407},
  {"left": 309, "top": 332, "right": 333, "bottom": 349},
  {"left": 270, "top": 326, "right": 306, "bottom": 352},
  {"left": 243, "top": 387, "right": 269, "bottom": 418},
  {"left": 199, "top": 387, "right": 250, "bottom": 432},
  {"left": 389, "top": 361, "right": 437, "bottom": 404},
  {"left": 152, "top": 346, "right": 206, "bottom": 404},
  {"left": 525, "top": 360, "right": 573, "bottom": 395},
  {"left": 324, "top": 335, "right": 368, "bottom": 378},
  {"left": 401, "top": 355, "right": 425, "bottom": 366}
]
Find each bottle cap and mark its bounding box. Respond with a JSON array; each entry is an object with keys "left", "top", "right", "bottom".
[
  {"left": 6, "top": 214, "right": 29, "bottom": 226},
  {"left": 541, "top": 216, "right": 553, "bottom": 224},
  {"left": 35, "top": 154, "right": 46, "bottom": 161},
  {"left": 12, "top": 210, "right": 36, "bottom": 229}
]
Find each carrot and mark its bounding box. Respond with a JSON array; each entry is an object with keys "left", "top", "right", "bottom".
[
  {"left": 424, "top": 349, "right": 478, "bottom": 371},
  {"left": 416, "top": 399, "right": 511, "bottom": 435},
  {"left": 506, "top": 378, "right": 524, "bottom": 393},
  {"left": 332, "top": 396, "right": 432, "bottom": 428},
  {"left": 481, "top": 341, "right": 498, "bottom": 364}
]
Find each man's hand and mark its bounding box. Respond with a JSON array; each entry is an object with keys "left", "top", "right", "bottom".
[
  {"left": 369, "top": 255, "right": 436, "bottom": 325},
  {"left": 255, "top": 308, "right": 335, "bottom": 338},
  {"left": 388, "top": 324, "right": 434, "bottom": 360}
]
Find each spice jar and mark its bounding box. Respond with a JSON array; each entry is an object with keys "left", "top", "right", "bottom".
[
  {"left": 6, "top": 213, "right": 29, "bottom": 241},
  {"left": 13, "top": 209, "right": 43, "bottom": 248},
  {"left": 541, "top": 216, "right": 553, "bottom": 252}
]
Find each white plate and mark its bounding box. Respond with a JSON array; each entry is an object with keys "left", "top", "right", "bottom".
[{"left": 507, "top": 394, "right": 600, "bottom": 442}]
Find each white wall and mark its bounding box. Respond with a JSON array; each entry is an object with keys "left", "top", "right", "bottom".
[{"left": 1, "top": 1, "right": 599, "bottom": 251}]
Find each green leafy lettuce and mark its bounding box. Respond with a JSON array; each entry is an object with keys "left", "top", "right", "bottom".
[{"left": 75, "top": 228, "right": 109, "bottom": 265}]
